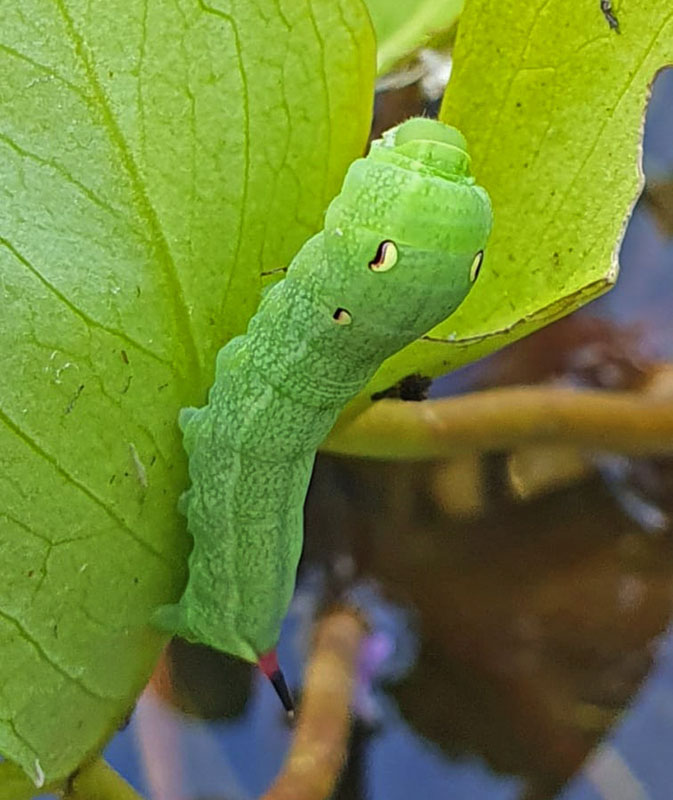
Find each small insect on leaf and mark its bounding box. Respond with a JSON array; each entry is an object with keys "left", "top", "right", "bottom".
[{"left": 600, "top": 0, "right": 620, "bottom": 32}]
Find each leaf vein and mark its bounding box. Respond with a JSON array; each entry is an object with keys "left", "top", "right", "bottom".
[
  {"left": 306, "top": 0, "right": 332, "bottom": 207},
  {"left": 0, "top": 42, "right": 87, "bottom": 100},
  {"left": 0, "top": 608, "right": 110, "bottom": 701},
  {"left": 0, "top": 130, "right": 140, "bottom": 232},
  {"left": 51, "top": 0, "right": 201, "bottom": 382},
  {"left": 196, "top": 1, "right": 251, "bottom": 325},
  {"left": 0, "top": 404, "right": 174, "bottom": 567},
  {"left": 0, "top": 237, "right": 170, "bottom": 365}
]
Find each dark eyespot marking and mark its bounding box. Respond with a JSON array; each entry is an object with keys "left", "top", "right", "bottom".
[
  {"left": 332, "top": 308, "right": 352, "bottom": 325},
  {"left": 369, "top": 240, "right": 398, "bottom": 272},
  {"left": 470, "top": 250, "right": 484, "bottom": 283}
]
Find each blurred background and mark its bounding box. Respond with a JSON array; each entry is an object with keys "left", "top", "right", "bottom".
[{"left": 43, "top": 58, "right": 673, "bottom": 800}]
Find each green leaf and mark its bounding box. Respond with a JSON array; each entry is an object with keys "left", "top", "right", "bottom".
[
  {"left": 338, "top": 0, "right": 673, "bottom": 423},
  {"left": 0, "top": 761, "right": 51, "bottom": 800},
  {"left": 365, "top": 0, "right": 463, "bottom": 74},
  {"left": 0, "top": 0, "right": 374, "bottom": 783}
]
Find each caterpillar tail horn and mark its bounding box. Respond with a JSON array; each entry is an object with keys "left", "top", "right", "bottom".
[{"left": 258, "top": 649, "right": 295, "bottom": 719}]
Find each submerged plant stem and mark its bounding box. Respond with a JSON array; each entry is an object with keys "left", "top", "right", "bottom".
[
  {"left": 325, "top": 384, "right": 673, "bottom": 460},
  {"left": 262, "top": 609, "right": 366, "bottom": 800}
]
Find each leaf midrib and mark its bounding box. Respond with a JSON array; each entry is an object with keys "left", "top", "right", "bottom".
[{"left": 53, "top": 0, "right": 202, "bottom": 387}]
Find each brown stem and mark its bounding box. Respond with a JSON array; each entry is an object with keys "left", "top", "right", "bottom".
[
  {"left": 63, "top": 758, "right": 145, "bottom": 800},
  {"left": 261, "top": 609, "right": 366, "bottom": 800},
  {"left": 324, "top": 385, "right": 673, "bottom": 460}
]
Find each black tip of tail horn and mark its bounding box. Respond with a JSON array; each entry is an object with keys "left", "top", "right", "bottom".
[
  {"left": 268, "top": 669, "right": 295, "bottom": 719},
  {"left": 257, "top": 648, "right": 295, "bottom": 719}
]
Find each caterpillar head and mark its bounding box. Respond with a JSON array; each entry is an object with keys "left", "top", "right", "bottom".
[{"left": 322, "top": 117, "right": 492, "bottom": 356}]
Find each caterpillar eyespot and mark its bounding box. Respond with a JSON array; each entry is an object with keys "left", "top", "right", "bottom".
[
  {"left": 332, "top": 307, "right": 352, "bottom": 325},
  {"left": 152, "top": 117, "right": 493, "bottom": 711},
  {"left": 470, "top": 250, "right": 484, "bottom": 283},
  {"left": 369, "top": 240, "right": 398, "bottom": 272}
]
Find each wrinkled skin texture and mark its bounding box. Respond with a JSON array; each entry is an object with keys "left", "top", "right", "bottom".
[{"left": 153, "top": 118, "right": 493, "bottom": 662}]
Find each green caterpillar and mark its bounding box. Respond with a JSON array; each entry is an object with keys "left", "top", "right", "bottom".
[{"left": 154, "top": 117, "right": 492, "bottom": 711}]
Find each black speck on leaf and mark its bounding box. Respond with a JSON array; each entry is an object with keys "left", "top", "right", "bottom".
[{"left": 600, "top": 0, "right": 620, "bottom": 32}]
